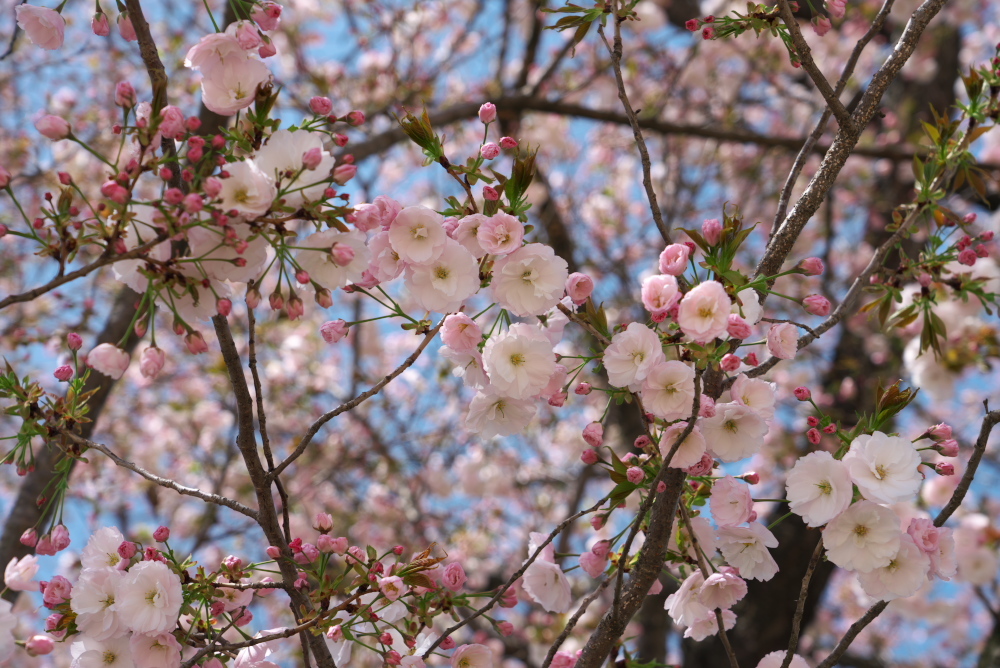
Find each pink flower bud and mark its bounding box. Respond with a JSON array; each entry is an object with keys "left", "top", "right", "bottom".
[
  {"left": 139, "top": 346, "right": 166, "bottom": 379},
  {"left": 67, "top": 332, "right": 83, "bottom": 350},
  {"left": 265, "top": 546, "right": 281, "bottom": 559},
  {"left": 699, "top": 395, "right": 716, "bottom": 418},
  {"left": 118, "top": 13, "right": 137, "bottom": 41},
  {"left": 581, "top": 449, "right": 599, "bottom": 465},
  {"left": 58, "top": 171, "right": 72, "bottom": 185},
  {"left": 25, "top": 636, "right": 54, "bottom": 657},
  {"left": 963, "top": 212, "right": 977, "bottom": 223},
  {"left": 727, "top": 313, "right": 752, "bottom": 339},
  {"left": 497, "top": 621, "right": 514, "bottom": 636},
  {"left": 114, "top": 81, "right": 136, "bottom": 108},
  {"left": 54, "top": 364, "right": 74, "bottom": 381},
  {"left": 285, "top": 296, "right": 305, "bottom": 321},
  {"left": 499, "top": 136, "right": 518, "bottom": 149},
  {"left": 822, "top": 424, "right": 837, "bottom": 434},
  {"left": 958, "top": 248, "right": 977, "bottom": 266},
  {"left": 626, "top": 466, "right": 645, "bottom": 483},
  {"left": 326, "top": 625, "right": 344, "bottom": 642},
  {"left": 741, "top": 471, "right": 760, "bottom": 485},
  {"left": 118, "top": 541, "right": 137, "bottom": 560},
  {"left": 234, "top": 20, "right": 263, "bottom": 49},
  {"left": 203, "top": 176, "right": 223, "bottom": 198},
  {"left": 583, "top": 421, "right": 604, "bottom": 447},
  {"left": 720, "top": 354, "right": 741, "bottom": 372},
  {"left": 929, "top": 423, "right": 952, "bottom": 439},
  {"left": 807, "top": 416, "right": 819, "bottom": 427},
  {"left": 92, "top": 12, "right": 110, "bottom": 36},
  {"left": 806, "top": 428, "right": 821, "bottom": 444},
  {"left": 803, "top": 294, "right": 831, "bottom": 316},
  {"left": 333, "top": 163, "right": 357, "bottom": 185},
  {"left": 483, "top": 185, "right": 499, "bottom": 201},
  {"left": 440, "top": 636, "right": 457, "bottom": 650},
  {"left": 320, "top": 319, "right": 349, "bottom": 344},
  {"left": 302, "top": 147, "right": 323, "bottom": 170},
  {"left": 566, "top": 272, "right": 595, "bottom": 304},
  {"left": 0, "top": 166, "right": 11, "bottom": 188},
  {"left": 937, "top": 439, "right": 959, "bottom": 457},
  {"left": 683, "top": 452, "right": 715, "bottom": 476},
  {"left": 20, "top": 528, "right": 38, "bottom": 547},
  {"left": 793, "top": 386, "right": 811, "bottom": 401},
  {"left": 153, "top": 526, "right": 170, "bottom": 542},
  {"left": 310, "top": 96, "right": 333, "bottom": 115},
  {"left": 799, "top": 257, "right": 824, "bottom": 276},
  {"left": 701, "top": 218, "right": 722, "bottom": 245},
  {"left": 685, "top": 18, "right": 699, "bottom": 31},
  {"left": 481, "top": 142, "right": 500, "bottom": 160},
  {"left": 743, "top": 352, "right": 759, "bottom": 366},
  {"left": 35, "top": 114, "right": 71, "bottom": 140},
  {"left": 478, "top": 102, "right": 497, "bottom": 124},
  {"left": 936, "top": 462, "right": 955, "bottom": 476},
  {"left": 812, "top": 16, "right": 832, "bottom": 36},
  {"left": 344, "top": 110, "right": 365, "bottom": 126},
  {"left": 548, "top": 391, "right": 567, "bottom": 407},
  {"left": 181, "top": 332, "right": 207, "bottom": 355},
  {"left": 575, "top": 382, "right": 592, "bottom": 395}
]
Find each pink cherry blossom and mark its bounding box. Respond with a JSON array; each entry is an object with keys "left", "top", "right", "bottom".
[
  {"left": 677, "top": 281, "right": 731, "bottom": 342},
  {"left": 766, "top": 322, "right": 798, "bottom": 359},
  {"left": 15, "top": 5, "right": 65, "bottom": 50}
]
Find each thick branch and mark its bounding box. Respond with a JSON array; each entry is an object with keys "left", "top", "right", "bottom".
[
  {"left": 753, "top": 0, "right": 948, "bottom": 286},
  {"left": 211, "top": 315, "right": 336, "bottom": 668}
]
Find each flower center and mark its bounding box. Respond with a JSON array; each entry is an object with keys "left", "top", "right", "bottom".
[
  {"left": 698, "top": 305, "right": 714, "bottom": 318},
  {"left": 853, "top": 524, "right": 868, "bottom": 538},
  {"left": 724, "top": 419, "right": 738, "bottom": 433},
  {"left": 816, "top": 480, "right": 832, "bottom": 495},
  {"left": 874, "top": 464, "right": 888, "bottom": 480},
  {"left": 411, "top": 224, "right": 428, "bottom": 241},
  {"left": 435, "top": 267, "right": 450, "bottom": 280},
  {"left": 521, "top": 268, "right": 537, "bottom": 283},
  {"left": 103, "top": 650, "right": 118, "bottom": 665},
  {"left": 509, "top": 353, "right": 525, "bottom": 366}
]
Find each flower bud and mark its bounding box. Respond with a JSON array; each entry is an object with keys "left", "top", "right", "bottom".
[
  {"left": 20, "top": 528, "right": 38, "bottom": 547},
  {"left": 139, "top": 346, "right": 166, "bottom": 379},
  {"left": 936, "top": 462, "right": 955, "bottom": 476},
  {"left": 302, "top": 147, "right": 323, "bottom": 170},
  {"left": 185, "top": 332, "right": 209, "bottom": 355},
  {"left": 35, "top": 114, "right": 71, "bottom": 140},
  {"left": 499, "top": 136, "right": 518, "bottom": 149},
  {"left": 719, "top": 354, "right": 741, "bottom": 372},
  {"left": 153, "top": 526, "right": 170, "bottom": 542},
  {"left": 580, "top": 449, "right": 598, "bottom": 465},
  {"left": 315, "top": 512, "right": 334, "bottom": 532},
  {"left": 806, "top": 428, "right": 821, "bottom": 444},
  {"left": 333, "top": 163, "right": 357, "bottom": 185},
  {"left": 937, "top": 439, "right": 959, "bottom": 457},
  {"left": 701, "top": 218, "right": 722, "bottom": 245},
  {"left": 481, "top": 142, "right": 500, "bottom": 160},
  {"left": 67, "top": 332, "right": 83, "bottom": 350},
  {"left": 310, "top": 96, "right": 333, "bottom": 115},
  {"left": 114, "top": 81, "right": 136, "bottom": 108},
  {"left": 118, "top": 541, "right": 137, "bottom": 560},
  {"left": 726, "top": 314, "right": 752, "bottom": 339},
  {"left": 803, "top": 294, "right": 831, "bottom": 316},
  {"left": 92, "top": 11, "right": 111, "bottom": 36},
  {"left": 582, "top": 422, "right": 604, "bottom": 447},
  {"left": 793, "top": 386, "right": 811, "bottom": 401},
  {"left": 320, "top": 319, "right": 349, "bottom": 344},
  {"left": 478, "top": 102, "right": 497, "bottom": 124},
  {"left": 54, "top": 364, "right": 74, "bottom": 381},
  {"left": 565, "top": 272, "right": 594, "bottom": 305},
  {"left": 798, "top": 257, "right": 824, "bottom": 276},
  {"left": 483, "top": 185, "right": 499, "bottom": 201},
  {"left": 574, "top": 382, "right": 592, "bottom": 395},
  {"left": 25, "top": 636, "right": 54, "bottom": 657}
]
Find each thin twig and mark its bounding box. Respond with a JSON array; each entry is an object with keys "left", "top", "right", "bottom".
[
  {"left": 679, "top": 504, "right": 739, "bottom": 668},
  {"left": 772, "top": 0, "right": 896, "bottom": 229},
  {"left": 776, "top": 0, "right": 854, "bottom": 133},
  {"left": 598, "top": 8, "right": 672, "bottom": 245},
  {"left": 0, "top": 234, "right": 168, "bottom": 310},
  {"left": 816, "top": 404, "right": 1000, "bottom": 668},
  {"left": 421, "top": 498, "right": 607, "bottom": 659},
  {"left": 781, "top": 537, "right": 824, "bottom": 668},
  {"left": 60, "top": 431, "right": 258, "bottom": 519},
  {"left": 540, "top": 577, "right": 614, "bottom": 668},
  {"left": 271, "top": 319, "right": 445, "bottom": 481}
]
